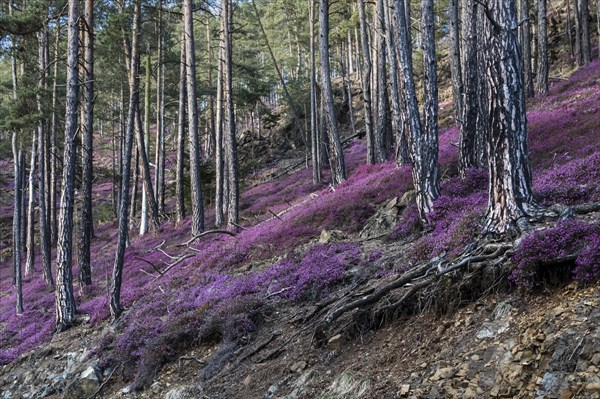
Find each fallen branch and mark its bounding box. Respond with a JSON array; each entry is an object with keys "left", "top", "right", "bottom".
[
  {"left": 177, "top": 229, "right": 237, "bottom": 247},
  {"left": 178, "top": 356, "right": 206, "bottom": 370},
  {"left": 152, "top": 254, "right": 195, "bottom": 281},
  {"left": 238, "top": 332, "right": 281, "bottom": 364},
  {"left": 134, "top": 256, "right": 162, "bottom": 275},
  {"left": 268, "top": 209, "right": 283, "bottom": 221}
]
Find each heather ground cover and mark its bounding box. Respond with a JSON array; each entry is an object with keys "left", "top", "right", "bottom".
[{"left": 0, "top": 60, "right": 598, "bottom": 383}]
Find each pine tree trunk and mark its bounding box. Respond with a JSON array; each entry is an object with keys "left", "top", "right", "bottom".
[
  {"left": 37, "top": 25, "right": 53, "bottom": 287},
  {"left": 309, "top": 0, "right": 321, "bottom": 184},
  {"left": 79, "top": 0, "right": 94, "bottom": 286},
  {"left": 140, "top": 53, "right": 151, "bottom": 236},
  {"left": 184, "top": 0, "right": 205, "bottom": 235},
  {"left": 56, "top": 0, "right": 80, "bottom": 331},
  {"left": 385, "top": 0, "right": 409, "bottom": 165},
  {"left": 393, "top": 0, "right": 439, "bottom": 219},
  {"left": 449, "top": 0, "right": 464, "bottom": 121},
  {"left": 13, "top": 134, "right": 24, "bottom": 314},
  {"left": 476, "top": 4, "right": 490, "bottom": 166},
  {"left": 319, "top": 0, "right": 346, "bottom": 185},
  {"left": 574, "top": 0, "right": 583, "bottom": 65},
  {"left": 536, "top": 0, "right": 549, "bottom": 94},
  {"left": 50, "top": 24, "right": 60, "bottom": 245},
  {"left": 215, "top": 20, "right": 225, "bottom": 228},
  {"left": 374, "top": 0, "right": 391, "bottom": 162},
  {"left": 357, "top": 0, "right": 375, "bottom": 164},
  {"left": 155, "top": 3, "right": 166, "bottom": 214},
  {"left": 25, "top": 134, "right": 36, "bottom": 276},
  {"left": 176, "top": 28, "right": 187, "bottom": 224},
  {"left": 482, "top": 0, "right": 537, "bottom": 235},
  {"left": 111, "top": 0, "right": 142, "bottom": 320},
  {"left": 580, "top": 0, "right": 591, "bottom": 64},
  {"left": 459, "top": 0, "right": 480, "bottom": 175},
  {"left": 224, "top": 0, "right": 239, "bottom": 229},
  {"left": 206, "top": 13, "right": 215, "bottom": 159},
  {"left": 420, "top": 0, "right": 441, "bottom": 206}
]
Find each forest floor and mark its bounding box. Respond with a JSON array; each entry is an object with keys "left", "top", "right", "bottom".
[{"left": 0, "top": 60, "right": 599, "bottom": 398}]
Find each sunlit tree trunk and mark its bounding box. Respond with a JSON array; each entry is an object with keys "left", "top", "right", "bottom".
[
  {"left": 56, "top": 0, "right": 80, "bottom": 331},
  {"left": 155, "top": 3, "right": 166, "bottom": 213},
  {"left": 140, "top": 53, "right": 152, "bottom": 236},
  {"left": 319, "top": 0, "right": 346, "bottom": 184},
  {"left": 184, "top": 0, "right": 205, "bottom": 235},
  {"left": 215, "top": 19, "right": 225, "bottom": 228},
  {"left": 579, "top": 0, "right": 591, "bottom": 64},
  {"left": 50, "top": 24, "right": 60, "bottom": 245},
  {"left": 482, "top": 0, "right": 538, "bottom": 235}
]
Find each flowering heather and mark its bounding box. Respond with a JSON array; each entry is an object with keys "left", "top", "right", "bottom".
[
  {"left": 510, "top": 220, "right": 600, "bottom": 288},
  {"left": 0, "top": 58, "right": 599, "bottom": 372}
]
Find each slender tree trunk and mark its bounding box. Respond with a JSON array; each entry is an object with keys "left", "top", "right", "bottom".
[
  {"left": 140, "top": 54, "right": 151, "bottom": 236},
  {"left": 574, "top": 0, "right": 583, "bottom": 65},
  {"left": 79, "top": 0, "right": 94, "bottom": 287},
  {"left": 13, "top": 134, "right": 23, "bottom": 313},
  {"left": 309, "top": 0, "right": 321, "bottom": 184},
  {"left": 56, "top": 0, "right": 80, "bottom": 331},
  {"left": 155, "top": 3, "right": 166, "bottom": 214},
  {"left": 176, "top": 28, "right": 187, "bottom": 224},
  {"left": 420, "top": 0, "right": 440, "bottom": 204},
  {"left": 111, "top": 0, "right": 142, "bottom": 320},
  {"left": 357, "top": 0, "right": 375, "bottom": 164},
  {"left": 459, "top": 0, "right": 480, "bottom": 175},
  {"left": 223, "top": 0, "right": 239, "bottom": 229},
  {"left": 130, "top": 146, "right": 139, "bottom": 224},
  {"left": 215, "top": 16, "right": 225, "bottom": 227},
  {"left": 184, "top": 0, "right": 205, "bottom": 235},
  {"left": 319, "top": 0, "right": 346, "bottom": 184},
  {"left": 449, "top": 0, "right": 463, "bottom": 121},
  {"left": 580, "top": 0, "right": 591, "bottom": 64},
  {"left": 566, "top": 0, "right": 574, "bottom": 58},
  {"left": 25, "top": 134, "right": 36, "bottom": 275},
  {"left": 206, "top": 13, "right": 216, "bottom": 159},
  {"left": 393, "top": 0, "right": 439, "bottom": 219},
  {"left": 37, "top": 25, "right": 53, "bottom": 287},
  {"left": 536, "top": 0, "right": 549, "bottom": 94},
  {"left": 386, "top": 0, "right": 409, "bottom": 165},
  {"left": 476, "top": 4, "right": 490, "bottom": 166},
  {"left": 50, "top": 24, "right": 60, "bottom": 245},
  {"left": 375, "top": 0, "right": 391, "bottom": 162},
  {"left": 519, "top": 0, "right": 534, "bottom": 98},
  {"left": 482, "top": 0, "right": 538, "bottom": 235}
]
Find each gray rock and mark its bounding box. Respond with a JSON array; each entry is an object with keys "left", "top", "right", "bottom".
[
  {"left": 164, "top": 385, "right": 204, "bottom": 399},
  {"left": 62, "top": 364, "right": 101, "bottom": 399}
]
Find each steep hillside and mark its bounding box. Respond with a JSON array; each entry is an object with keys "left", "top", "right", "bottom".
[{"left": 0, "top": 59, "right": 599, "bottom": 399}]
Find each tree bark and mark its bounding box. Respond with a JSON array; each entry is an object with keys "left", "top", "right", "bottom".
[
  {"left": 459, "top": 0, "right": 480, "bottom": 175},
  {"left": 449, "top": 0, "right": 464, "bottom": 121},
  {"left": 574, "top": 0, "right": 583, "bottom": 65},
  {"left": 140, "top": 53, "right": 152, "bottom": 236},
  {"left": 374, "top": 0, "right": 391, "bottom": 162},
  {"left": 357, "top": 0, "right": 375, "bottom": 164},
  {"left": 580, "top": 0, "right": 591, "bottom": 64},
  {"left": 519, "top": 0, "right": 534, "bottom": 97},
  {"left": 215, "top": 18, "right": 225, "bottom": 228},
  {"left": 50, "top": 23, "right": 60, "bottom": 245},
  {"left": 482, "top": 0, "right": 538, "bottom": 235},
  {"left": 536, "top": 0, "right": 549, "bottom": 94},
  {"left": 176, "top": 27, "right": 187, "bottom": 224},
  {"left": 111, "top": 0, "right": 142, "bottom": 320},
  {"left": 37, "top": 25, "right": 53, "bottom": 287},
  {"left": 223, "top": 0, "right": 239, "bottom": 229},
  {"left": 155, "top": 3, "right": 166, "bottom": 214},
  {"left": 56, "top": 0, "right": 80, "bottom": 331},
  {"left": 79, "top": 0, "right": 94, "bottom": 286},
  {"left": 25, "top": 133, "right": 36, "bottom": 276},
  {"left": 309, "top": 0, "right": 321, "bottom": 184},
  {"left": 319, "top": 0, "right": 346, "bottom": 185},
  {"left": 184, "top": 0, "right": 205, "bottom": 235}
]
